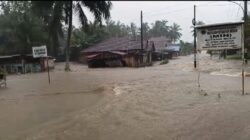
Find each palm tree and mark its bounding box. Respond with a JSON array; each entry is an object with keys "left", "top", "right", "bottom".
[
  {"left": 169, "top": 23, "right": 182, "bottom": 43},
  {"left": 149, "top": 20, "right": 169, "bottom": 37},
  {"left": 32, "top": 1, "right": 112, "bottom": 71}
]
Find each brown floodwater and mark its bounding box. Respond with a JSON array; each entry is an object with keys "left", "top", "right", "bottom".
[{"left": 1, "top": 53, "right": 250, "bottom": 140}]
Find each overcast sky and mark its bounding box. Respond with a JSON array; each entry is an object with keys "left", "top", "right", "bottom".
[{"left": 73, "top": 1, "right": 247, "bottom": 42}]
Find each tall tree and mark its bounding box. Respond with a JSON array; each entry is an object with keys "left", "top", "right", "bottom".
[
  {"left": 140, "top": 22, "right": 150, "bottom": 40},
  {"left": 32, "top": 1, "right": 112, "bottom": 71},
  {"left": 106, "top": 19, "right": 129, "bottom": 37},
  {"left": 0, "top": 1, "right": 47, "bottom": 55},
  {"left": 149, "top": 20, "right": 169, "bottom": 37},
  {"left": 130, "top": 22, "right": 139, "bottom": 39},
  {"left": 169, "top": 23, "right": 182, "bottom": 43},
  {"left": 179, "top": 40, "right": 193, "bottom": 55}
]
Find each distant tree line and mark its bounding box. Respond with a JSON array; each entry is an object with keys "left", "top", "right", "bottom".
[
  {"left": 71, "top": 20, "right": 182, "bottom": 50},
  {"left": 179, "top": 40, "right": 193, "bottom": 56}
]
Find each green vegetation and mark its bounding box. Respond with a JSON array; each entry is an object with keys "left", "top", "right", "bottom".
[
  {"left": 225, "top": 54, "right": 242, "bottom": 60},
  {"left": 160, "top": 59, "right": 169, "bottom": 65},
  {"left": 0, "top": 1, "right": 183, "bottom": 69},
  {"left": 0, "top": 1, "right": 47, "bottom": 55},
  {"left": 179, "top": 40, "right": 193, "bottom": 55},
  {"left": 31, "top": 1, "right": 112, "bottom": 71}
]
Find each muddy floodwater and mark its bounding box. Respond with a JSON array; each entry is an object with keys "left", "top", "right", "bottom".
[{"left": 1, "top": 53, "right": 250, "bottom": 140}]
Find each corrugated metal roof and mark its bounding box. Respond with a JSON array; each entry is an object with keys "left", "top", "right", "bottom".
[
  {"left": 109, "top": 51, "right": 127, "bottom": 55},
  {"left": 0, "top": 54, "right": 21, "bottom": 59},
  {"left": 148, "top": 37, "right": 171, "bottom": 51},
  {"left": 166, "top": 44, "right": 180, "bottom": 52},
  {"left": 0, "top": 54, "right": 54, "bottom": 59},
  {"left": 82, "top": 37, "right": 149, "bottom": 53},
  {"left": 195, "top": 21, "right": 244, "bottom": 29},
  {"left": 86, "top": 54, "right": 101, "bottom": 59}
]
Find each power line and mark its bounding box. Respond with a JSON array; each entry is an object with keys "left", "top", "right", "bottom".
[
  {"left": 125, "top": 2, "right": 247, "bottom": 27},
  {"left": 144, "top": 7, "right": 192, "bottom": 18},
  {"left": 143, "top": 2, "right": 193, "bottom": 15},
  {"left": 144, "top": 3, "right": 239, "bottom": 19},
  {"left": 143, "top": 1, "right": 215, "bottom": 16}
]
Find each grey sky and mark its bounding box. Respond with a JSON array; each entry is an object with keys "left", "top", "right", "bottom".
[{"left": 73, "top": 1, "right": 246, "bottom": 42}]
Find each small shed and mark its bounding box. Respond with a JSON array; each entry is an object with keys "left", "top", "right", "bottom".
[{"left": 0, "top": 54, "right": 55, "bottom": 74}]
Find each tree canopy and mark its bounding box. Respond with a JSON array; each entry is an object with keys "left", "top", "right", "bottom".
[
  {"left": 0, "top": 1, "right": 47, "bottom": 55},
  {"left": 0, "top": 1, "right": 184, "bottom": 59}
]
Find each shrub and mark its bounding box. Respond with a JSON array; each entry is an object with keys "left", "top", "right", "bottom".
[{"left": 160, "top": 59, "right": 169, "bottom": 65}]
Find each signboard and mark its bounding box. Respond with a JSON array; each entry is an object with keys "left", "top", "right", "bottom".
[
  {"left": 196, "top": 23, "right": 243, "bottom": 50},
  {"left": 32, "top": 45, "right": 47, "bottom": 58}
]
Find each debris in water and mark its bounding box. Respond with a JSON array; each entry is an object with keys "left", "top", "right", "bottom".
[{"left": 218, "top": 93, "right": 221, "bottom": 98}]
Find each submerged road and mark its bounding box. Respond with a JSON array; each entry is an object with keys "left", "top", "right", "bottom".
[{"left": 1, "top": 53, "right": 250, "bottom": 140}]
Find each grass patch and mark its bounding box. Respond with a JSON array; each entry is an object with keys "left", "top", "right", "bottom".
[
  {"left": 226, "top": 54, "right": 242, "bottom": 60},
  {"left": 160, "top": 59, "right": 169, "bottom": 65}
]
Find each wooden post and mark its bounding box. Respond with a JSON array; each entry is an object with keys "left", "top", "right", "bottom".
[
  {"left": 140, "top": 10, "right": 144, "bottom": 64},
  {"left": 141, "top": 10, "right": 143, "bottom": 51},
  {"left": 46, "top": 57, "right": 51, "bottom": 84},
  {"left": 242, "top": 23, "right": 245, "bottom": 95}
]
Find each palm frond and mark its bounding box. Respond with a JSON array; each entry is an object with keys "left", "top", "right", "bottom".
[
  {"left": 81, "top": 1, "right": 112, "bottom": 25},
  {"left": 75, "top": 2, "right": 88, "bottom": 28}
]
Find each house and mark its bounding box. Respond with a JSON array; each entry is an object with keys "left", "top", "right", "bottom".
[
  {"left": 166, "top": 44, "right": 181, "bottom": 57},
  {"left": 148, "top": 36, "right": 171, "bottom": 52},
  {"left": 79, "top": 37, "right": 154, "bottom": 68},
  {"left": 148, "top": 36, "right": 172, "bottom": 60},
  {"left": 0, "top": 54, "right": 55, "bottom": 74}
]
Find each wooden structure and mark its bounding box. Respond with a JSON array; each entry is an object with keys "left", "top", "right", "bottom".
[
  {"left": 148, "top": 37, "right": 172, "bottom": 61},
  {"left": 80, "top": 37, "right": 154, "bottom": 68},
  {"left": 0, "top": 72, "right": 6, "bottom": 88},
  {"left": 0, "top": 54, "right": 55, "bottom": 74}
]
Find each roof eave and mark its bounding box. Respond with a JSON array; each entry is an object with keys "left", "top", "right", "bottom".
[{"left": 195, "top": 21, "right": 244, "bottom": 29}]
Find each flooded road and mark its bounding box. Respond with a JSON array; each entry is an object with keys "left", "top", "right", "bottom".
[{"left": 1, "top": 53, "right": 250, "bottom": 140}]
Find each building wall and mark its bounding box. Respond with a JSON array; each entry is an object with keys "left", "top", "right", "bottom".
[
  {"left": 79, "top": 55, "right": 88, "bottom": 64},
  {"left": 0, "top": 58, "right": 55, "bottom": 74},
  {"left": 42, "top": 59, "right": 55, "bottom": 70},
  {"left": 123, "top": 56, "right": 137, "bottom": 67}
]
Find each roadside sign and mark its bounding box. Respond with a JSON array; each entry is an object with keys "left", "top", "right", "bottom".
[
  {"left": 32, "top": 45, "right": 47, "bottom": 58},
  {"left": 196, "top": 22, "right": 243, "bottom": 50},
  {"left": 32, "top": 45, "right": 50, "bottom": 84}
]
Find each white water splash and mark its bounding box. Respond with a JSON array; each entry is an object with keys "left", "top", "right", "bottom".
[{"left": 113, "top": 85, "right": 122, "bottom": 96}]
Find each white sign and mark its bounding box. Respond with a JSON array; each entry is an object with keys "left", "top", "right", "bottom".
[
  {"left": 197, "top": 23, "right": 243, "bottom": 50},
  {"left": 32, "top": 45, "right": 47, "bottom": 58}
]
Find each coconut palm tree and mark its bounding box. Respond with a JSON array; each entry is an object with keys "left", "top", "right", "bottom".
[
  {"left": 169, "top": 23, "right": 182, "bottom": 43},
  {"left": 149, "top": 20, "right": 169, "bottom": 37},
  {"left": 32, "top": 1, "right": 112, "bottom": 71}
]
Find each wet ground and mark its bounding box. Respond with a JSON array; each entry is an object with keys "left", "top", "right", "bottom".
[{"left": 1, "top": 53, "right": 250, "bottom": 140}]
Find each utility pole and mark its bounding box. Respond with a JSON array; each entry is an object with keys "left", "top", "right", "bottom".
[
  {"left": 141, "top": 10, "right": 144, "bottom": 63},
  {"left": 193, "top": 5, "right": 197, "bottom": 68},
  {"left": 242, "top": 0, "right": 247, "bottom": 95},
  {"left": 244, "top": 0, "right": 248, "bottom": 64},
  {"left": 141, "top": 10, "right": 143, "bottom": 51}
]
